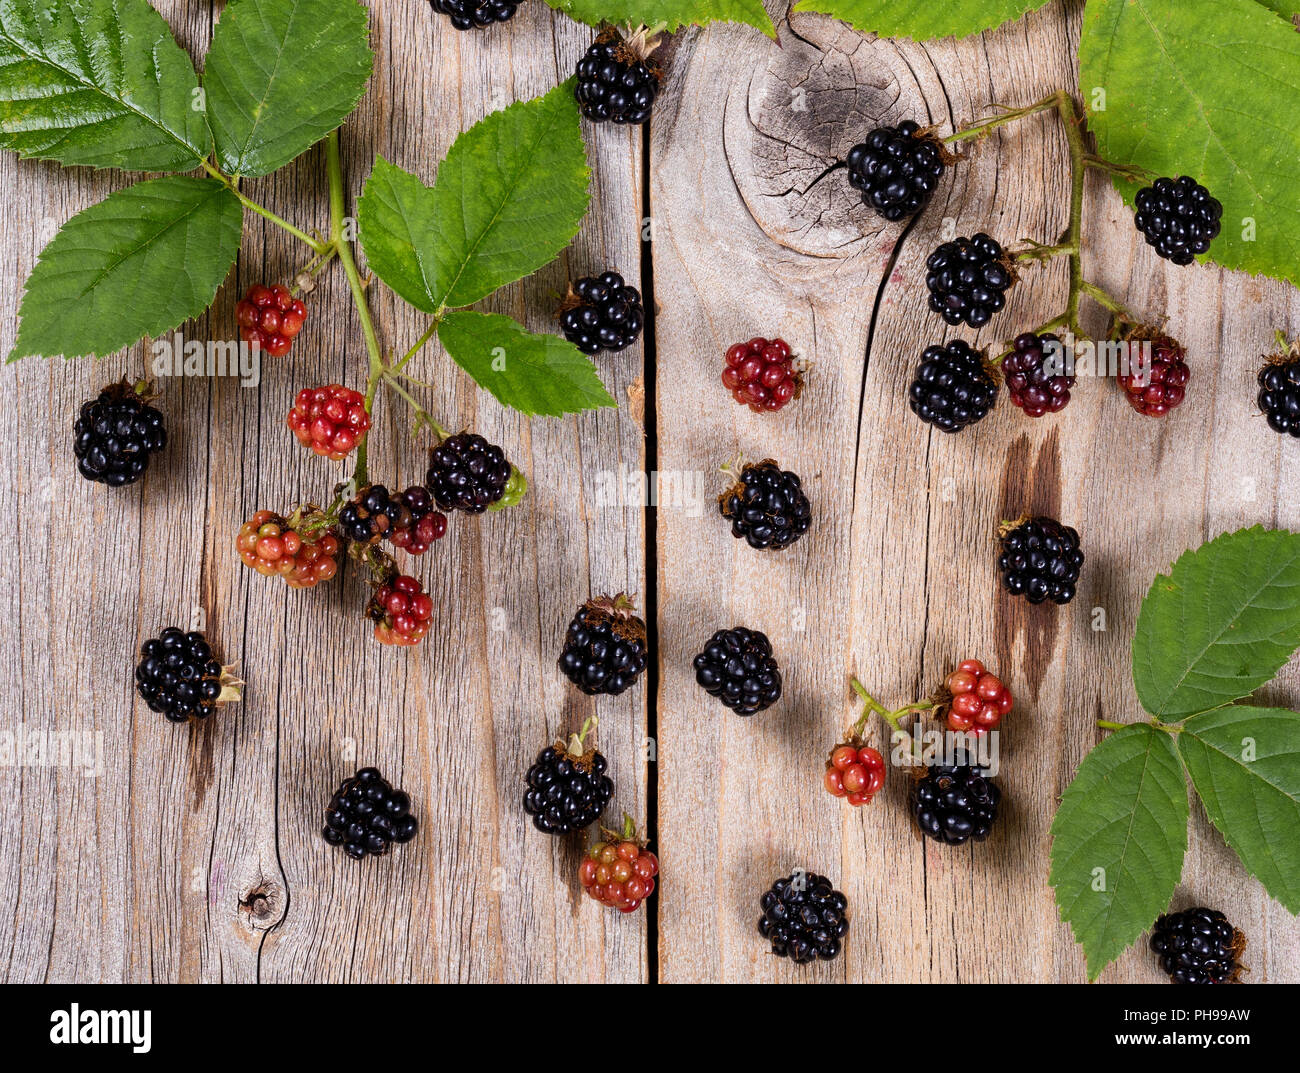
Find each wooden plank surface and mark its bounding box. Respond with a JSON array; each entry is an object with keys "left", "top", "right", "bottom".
[
  {"left": 0, "top": 0, "right": 1297, "bottom": 984},
  {"left": 651, "top": 1, "right": 1300, "bottom": 982},
  {"left": 0, "top": 0, "right": 647, "bottom": 984}
]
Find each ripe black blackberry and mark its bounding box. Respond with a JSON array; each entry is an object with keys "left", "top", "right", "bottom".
[
  {"left": 429, "top": 0, "right": 517, "bottom": 30},
  {"left": 1134, "top": 176, "right": 1222, "bottom": 265},
  {"left": 846, "top": 120, "right": 946, "bottom": 222},
  {"left": 719, "top": 459, "right": 811, "bottom": 551},
  {"left": 135, "top": 627, "right": 240, "bottom": 723},
  {"left": 925, "top": 232, "right": 1013, "bottom": 328},
  {"left": 692, "top": 627, "right": 781, "bottom": 715},
  {"left": 558, "top": 594, "right": 648, "bottom": 696},
  {"left": 1257, "top": 355, "right": 1300, "bottom": 437},
  {"left": 911, "top": 752, "right": 1000, "bottom": 845},
  {"left": 757, "top": 872, "right": 849, "bottom": 964},
  {"left": 522, "top": 733, "right": 614, "bottom": 835},
  {"left": 426, "top": 432, "right": 512, "bottom": 513},
  {"left": 560, "top": 271, "right": 645, "bottom": 355},
  {"left": 338, "top": 483, "right": 399, "bottom": 545},
  {"left": 322, "top": 767, "right": 419, "bottom": 860},
  {"left": 908, "top": 340, "right": 998, "bottom": 433},
  {"left": 1150, "top": 907, "right": 1246, "bottom": 984},
  {"left": 574, "top": 31, "right": 660, "bottom": 125},
  {"left": 997, "top": 516, "right": 1084, "bottom": 605},
  {"left": 73, "top": 380, "right": 166, "bottom": 487}
]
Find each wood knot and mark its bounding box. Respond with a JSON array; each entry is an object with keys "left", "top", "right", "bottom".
[
  {"left": 724, "top": 22, "right": 937, "bottom": 257},
  {"left": 238, "top": 880, "right": 286, "bottom": 931}
]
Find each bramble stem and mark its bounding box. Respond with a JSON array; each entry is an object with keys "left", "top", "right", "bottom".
[
  {"left": 203, "top": 161, "right": 330, "bottom": 254},
  {"left": 849, "top": 677, "right": 935, "bottom": 735},
  {"left": 1082, "top": 154, "right": 1154, "bottom": 184},
  {"left": 945, "top": 91, "right": 1140, "bottom": 341},
  {"left": 327, "top": 129, "right": 386, "bottom": 488},
  {"left": 392, "top": 321, "right": 440, "bottom": 374},
  {"left": 942, "top": 92, "right": 1065, "bottom": 145},
  {"left": 383, "top": 374, "right": 451, "bottom": 441},
  {"left": 1080, "top": 280, "right": 1140, "bottom": 321}
]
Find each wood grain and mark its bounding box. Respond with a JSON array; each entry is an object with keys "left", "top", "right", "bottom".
[
  {"left": 0, "top": 0, "right": 1297, "bottom": 984},
  {"left": 651, "top": 0, "right": 1300, "bottom": 982},
  {"left": 0, "top": 0, "right": 647, "bottom": 984}
]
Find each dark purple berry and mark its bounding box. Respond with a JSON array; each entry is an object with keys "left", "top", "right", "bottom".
[{"left": 846, "top": 120, "right": 945, "bottom": 222}]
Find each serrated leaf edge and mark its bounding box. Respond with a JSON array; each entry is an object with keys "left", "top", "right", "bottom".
[{"left": 1048, "top": 725, "right": 1189, "bottom": 981}]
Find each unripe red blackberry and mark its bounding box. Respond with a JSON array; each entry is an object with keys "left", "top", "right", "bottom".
[
  {"left": 1134, "top": 176, "right": 1222, "bottom": 265},
  {"left": 322, "top": 767, "right": 418, "bottom": 860},
  {"left": 943, "top": 658, "right": 1011, "bottom": 733},
  {"left": 1117, "top": 331, "right": 1190, "bottom": 417},
  {"left": 236, "top": 509, "right": 340, "bottom": 588},
  {"left": 1003, "top": 332, "right": 1074, "bottom": 417},
  {"left": 559, "top": 271, "right": 644, "bottom": 354},
  {"left": 579, "top": 816, "right": 658, "bottom": 913},
  {"left": 845, "top": 120, "right": 946, "bottom": 222},
  {"left": 558, "top": 594, "right": 648, "bottom": 696},
  {"left": 135, "top": 627, "right": 241, "bottom": 723},
  {"left": 719, "top": 460, "right": 811, "bottom": 551},
  {"left": 426, "top": 432, "right": 513, "bottom": 514},
  {"left": 1149, "top": 907, "right": 1246, "bottom": 984},
  {"left": 287, "top": 384, "right": 370, "bottom": 460},
  {"left": 823, "top": 740, "right": 886, "bottom": 806},
  {"left": 721, "top": 336, "right": 803, "bottom": 413},
  {"left": 73, "top": 380, "right": 167, "bottom": 487},
  {"left": 368, "top": 573, "right": 434, "bottom": 646},
  {"left": 236, "top": 283, "right": 307, "bottom": 357}
]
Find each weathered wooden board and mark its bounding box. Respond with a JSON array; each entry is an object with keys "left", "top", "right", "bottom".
[
  {"left": 0, "top": 0, "right": 647, "bottom": 984},
  {"left": 1, "top": 0, "right": 1297, "bottom": 984},
  {"left": 651, "top": 0, "right": 1300, "bottom": 982}
]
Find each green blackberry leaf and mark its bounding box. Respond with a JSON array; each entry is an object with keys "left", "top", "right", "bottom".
[
  {"left": 1178, "top": 706, "right": 1300, "bottom": 914},
  {"left": 541, "top": 0, "right": 775, "bottom": 37},
  {"left": 10, "top": 176, "right": 241, "bottom": 361},
  {"left": 357, "top": 158, "right": 442, "bottom": 314},
  {"left": 789, "top": 0, "right": 1050, "bottom": 40},
  {"left": 438, "top": 311, "right": 615, "bottom": 418},
  {"left": 0, "top": 0, "right": 208, "bottom": 172},
  {"left": 1049, "top": 724, "right": 1189, "bottom": 981},
  {"left": 1080, "top": 0, "right": 1300, "bottom": 284},
  {"left": 204, "top": 0, "right": 373, "bottom": 178},
  {"left": 1131, "top": 527, "right": 1300, "bottom": 721},
  {"left": 359, "top": 80, "right": 589, "bottom": 314},
  {"left": 1254, "top": 1, "right": 1300, "bottom": 18}
]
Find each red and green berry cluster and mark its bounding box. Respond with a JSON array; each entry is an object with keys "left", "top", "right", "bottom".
[
  {"left": 944, "top": 658, "right": 1012, "bottom": 733},
  {"left": 579, "top": 838, "right": 659, "bottom": 913},
  {"left": 369, "top": 573, "right": 434, "bottom": 646},
  {"left": 823, "top": 741, "right": 886, "bottom": 806},
  {"left": 287, "top": 384, "right": 370, "bottom": 460},
  {"left": 236, "top": 510, "right": 340, "bottom": 589},
  {"left": 722, "top": 336, "right": 803, "bottom": 413},
  {"left": 236, "top": 284, "right": 307, "bottom": 357}
]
